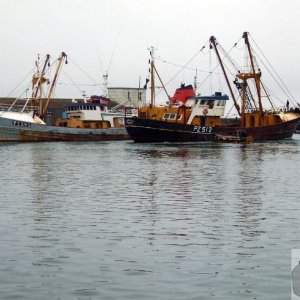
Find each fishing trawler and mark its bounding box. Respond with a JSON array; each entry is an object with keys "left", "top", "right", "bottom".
[
  {"left": 125, "top": 33, "right": 300, "bottom": 143},
  {"left": 125, "top": 84, "right": 231, "bottom": 142},
  {"left": 0, "top": 52, "right": 130, "bottom": 142},
  {"left": 56, "top": 95, "right": 126, "bottom": 129}
]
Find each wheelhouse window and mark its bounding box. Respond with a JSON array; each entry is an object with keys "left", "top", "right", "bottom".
[{"left": 163, "top": 113, "right": 182, "bottom": 120}]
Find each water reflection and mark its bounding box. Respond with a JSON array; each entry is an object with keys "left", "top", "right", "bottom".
[
  {"left": 0, "top": 137, "right": 299, "bottom": 300},
  {"left": 236, "top": 146, "right": 264, "bottom": 239}
]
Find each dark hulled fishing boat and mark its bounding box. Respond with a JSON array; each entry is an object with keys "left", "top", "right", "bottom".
[
  {"left": 125, "top": 87, "right": 232, "bottom": 143},
  {"left": 125, "top": 92, "right": 299, "bottom": 143},
  {"left": 125, "top": 33, "right": 300, "bottom": 143}
]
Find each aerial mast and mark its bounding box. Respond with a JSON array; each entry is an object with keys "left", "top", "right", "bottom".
[
  {"left": 148, "top": 46, "right": 156, "bottom": 107},
  {"left": 102, "top": 72, "right": 108, "bottom": 97},
  {"left": 31, "top": 54, "right": 51, "bottom": 113},
  {"left": 242, "top": 32, "right": 263, "bottom": 115},
  {"left": 41, "top": 52, "right": 68, "bottom": 119},
  {"left": 209, "top": 36, "right": 241, "bottom": 116},
  {"left": 194, "top": 68, "right": 198, "bottom": 94}
]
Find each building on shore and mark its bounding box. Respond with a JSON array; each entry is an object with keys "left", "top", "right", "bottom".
[{"left": 108, "top": 87, "right": 146, "bottom": 108}]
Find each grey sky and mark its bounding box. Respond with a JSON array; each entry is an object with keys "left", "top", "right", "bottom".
[{"left": 0, "top": 0, "right": 299, "bottom": 108}]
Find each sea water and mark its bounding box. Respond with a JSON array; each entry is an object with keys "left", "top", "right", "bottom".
[{"left": 0, "top": 136, "right": 299, "bottom": 300}]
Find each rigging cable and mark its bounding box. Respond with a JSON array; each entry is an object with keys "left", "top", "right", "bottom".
[
  {"left": 6, "top": 54, "right": 49, "bottom": 97},
  {"left": 155, "top": 56, "right": 220, "bottom": 74},
  {"left": 107, "top": 33, "right": 119, "bottom": 75},
  {"left": 197, "top": 41, "right": 240, "bottom": 101},
  {"left": 60, "top": 69, "right": 87, "bottom": 95},
  {"left": 209, "top": 43, "right": 212, "bottom": 94},
  {"left": 67, "top": 57, "right": 102, "bottom": 90},
  {"left": 249, "top": 34, "right": 296, "bottom": 103},
  {"left": 251, "top": 47, "right": 294, "bottom": 106},
  {"left": 157, "top": 44, "right": 207, "bottom": 92}
]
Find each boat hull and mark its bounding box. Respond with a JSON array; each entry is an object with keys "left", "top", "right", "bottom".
[
  {"left": 125, "top": 116, "right": 300, "bottom": 143},
  {"left": 0, "top": 116, "right": 129, "bottom": 142}
]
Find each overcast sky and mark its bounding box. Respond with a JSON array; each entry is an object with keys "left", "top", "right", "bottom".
[{"left": 0, "top": 0, "right": 299, "bottom": 107}]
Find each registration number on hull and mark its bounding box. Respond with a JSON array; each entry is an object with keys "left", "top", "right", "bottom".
[
  {"left": 192, "top": 126, "right": 212, "bottom": 133},
  {"left": 12, "top": 120, "right": 31, "bottom": 128}
]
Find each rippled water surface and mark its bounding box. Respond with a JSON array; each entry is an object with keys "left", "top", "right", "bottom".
[{"left": 0, "top": 135, "right": 300, "bottom": 299}]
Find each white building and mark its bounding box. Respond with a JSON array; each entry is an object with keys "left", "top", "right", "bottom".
[{"left": 108, "top": 87, "right": 146, "bottom": 107}]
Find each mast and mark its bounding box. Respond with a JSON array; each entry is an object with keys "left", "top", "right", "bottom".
[
  {"left": 242, "top": 32, "right": 263, "bottom": 115},
  {"left": 210, "top": 36, "right": 241, "bottom": 116},
  {"left": 148, "top": 46, "right": 156, "bottom": 106},
  {"left": 31, "top": 54, "right": 51, "bottom": 113},
  {"left": 41, "top": 52, "right": 68, "bottom": 119},
  {"left": 148, "top": 46, "right": 171, "bottom": 105},
  {"left": 102, "top": 72, "right": 108, "bottom": 97},
  {"left": 194, "top": 68, "right": 198, "bottom": 94}
]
